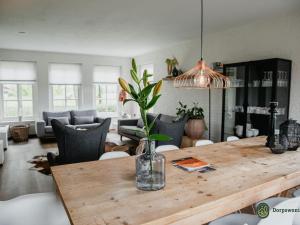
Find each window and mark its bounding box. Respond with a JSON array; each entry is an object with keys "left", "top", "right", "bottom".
[
  {"left": 93, "top": 66, "right": 120, "bottom": 115},
  {"left": 140, "top": 64, "right": 154, "bottom": 82},
  {"left": 49, "top": 63, "right": 82, "bottom": 111},
  {"left": 0, "top": 61, "right": 36, "bottom": 121}
]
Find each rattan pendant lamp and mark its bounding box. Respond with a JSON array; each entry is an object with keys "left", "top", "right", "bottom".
[{"left": 174, "top": 0, "right": 230, "bottom": 139}]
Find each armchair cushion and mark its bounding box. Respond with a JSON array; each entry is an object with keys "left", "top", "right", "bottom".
[
  {"left": 74, "top": 116, "right": 94, "bottom": 125},
  {"left": 137, "top": 118, "right": 144, "bottom": 128},
  {"left": 35, "top": 121, "right": 46, "bottom": 137}
]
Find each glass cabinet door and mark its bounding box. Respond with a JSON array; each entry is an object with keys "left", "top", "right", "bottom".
[{"left": 222, "top": 65, "right": 247, "bottom": 140}]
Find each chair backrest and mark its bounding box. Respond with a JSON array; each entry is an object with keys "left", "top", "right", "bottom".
[
  {"left": 257, "top": 197, "right": 300, "bottom": 225},
  {"left": 155, "top": 115, "right": 188, "bottom": 148},
  {"left": 0, "top": 192, "right": 70, "bottom": 225},
  {"left": 195, "top": 140, "right": 214, "bottom": 147},
  {"left": 155, "top": 145, "right": 179, "bottom": 153},
  {"left": 226, "top": 136, "right": 239, "bottom": 142},
  {"left": 99, "top": 151, "right": 130, "bottom": 160},
  {"left": 51, "top": 118, "right": 111, "bottom": 165}
]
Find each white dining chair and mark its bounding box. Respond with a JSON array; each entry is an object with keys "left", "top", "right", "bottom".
[
  {"left": 155, "top": 145, "right": 179, "bottom": 153},
  {"left": 0, "top": 192, "right": 70, "bottom": 225},
  {"left": 195, "top": 140, "right": 214, "bottom": 147},
  {"left": 293, "top": 189, "right": 300, "bottom": 197},
  {"left": 208, "top": 213, "right": 260, "bottom": 225},
  {"left": 255, "top": 197, "right": 289, "bottom": 212},
  {"left": 257, "top": 197, "right": 300, "bottom": 225},
  {"left": 226, "top": 136, "right": 239, "bottom": 142},
  {"left": 99, "top": 151, "right": 130, "bottom": 160}
]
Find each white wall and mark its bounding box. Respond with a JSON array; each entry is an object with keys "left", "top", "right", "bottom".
[
  {"left": 0, "top": 49, "right": 134, "bottom": 121},
  {"left": 135, "top": 12, "right": 300, "bottom": 142}
]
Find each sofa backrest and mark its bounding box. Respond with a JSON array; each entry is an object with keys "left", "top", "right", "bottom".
[
  {"left": 43, "top": 111, "right": 71, "bottom": 126},
  {"left": 159, "top": 114, "right": 176, "bottom": 123},
  {"left": 70, "top": 109, "right": 97, "bottom": 124}
]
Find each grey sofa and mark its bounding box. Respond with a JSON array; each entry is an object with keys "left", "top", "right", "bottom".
[
  {"left": 118, "top": 113, "right": 187, "bottom": 147},
  {"left": 36, "top": 109, "right": 105, "bottom": 139}
]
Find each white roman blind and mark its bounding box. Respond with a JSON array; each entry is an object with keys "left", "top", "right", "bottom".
[
  {"left": 0, "top": 61, "right": 37, "bottom": 82},
  {"left": 49, "top": 63, "right": 82, "bottom": 84},
  {"left": 93, "top": 66, "right": 120, "bottom": 83}
]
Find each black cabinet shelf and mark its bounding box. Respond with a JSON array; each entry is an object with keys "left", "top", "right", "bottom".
[{"left": 221, "top": 58, "right": 291, "bottom": 141}]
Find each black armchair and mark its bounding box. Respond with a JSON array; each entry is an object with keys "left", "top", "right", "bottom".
[{"left": 47, "top": 118, "right": 111, "bottom": 166}]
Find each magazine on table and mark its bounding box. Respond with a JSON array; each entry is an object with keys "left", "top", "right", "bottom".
[{"left": 172, "top": 157, "right": 214, "bottom": 172}]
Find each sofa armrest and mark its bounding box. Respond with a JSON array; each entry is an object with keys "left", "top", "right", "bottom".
[
  {"left": 94, "top": 117, "right": 105, "bottom": 123},
  {"left": 35, "top": 121, "right": 46, "bottom": 137},
  {"left": 118, "top": 119, "right": 138, "bottom": 128}
]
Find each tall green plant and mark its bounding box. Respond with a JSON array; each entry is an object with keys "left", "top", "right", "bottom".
[{"left": 118, "top": 59, "right": 171, "bottom": 142}]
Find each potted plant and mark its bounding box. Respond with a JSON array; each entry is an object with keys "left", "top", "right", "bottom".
[
  {"left": 118, "top": 59, "right": 171, "bottom": 191},
  {"left": 176, "top": 101, "right": 206, "bottom": 139},
  {"left": 165, "top": 57, "right": 178, "bottom": 76}
]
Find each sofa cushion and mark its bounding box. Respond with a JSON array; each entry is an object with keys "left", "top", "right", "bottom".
[
  {"left": 48, "top": 117, "right": 70, "bottom": 126},
  {"left": 156, "top": 116, "right": 187, "bottom": 147},
  {"left": 137, "top": 118, "right": 144, "bottom": 128},
  {"left": 74, "top": 116, "right": 94, "bottom": 125},
  {"left": 70, "top": 110, "right": 97, "bottom": 124},
  {"left": 43, "top": 111, "right": 71, "bottom": 125},
  {"left": 74, "top": 123, "right": 101, "bottom": 130},
  {"left": 160, "top": 114, "right": 176, "bottom": 123},
  {"left": 119, "top": 125, "right": 145, "bottom": 137}
]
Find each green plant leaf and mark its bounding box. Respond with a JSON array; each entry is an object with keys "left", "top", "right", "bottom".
[
  {"left": 132, "top": 58, "right": 137, "bottom": 73},
  {"left": 128, "top": 84, "right": 138, "bottom": 99},
  {"left": 140, "top": 83, "right": 157, "bottom": 99},
  {"left": 148, "top": 114, "right": 160, "bottom": 133},
  {"left": 149, "top": 134, "right": 172, "bottom": 141},
  {"left": 146, "top": 94, "right": 161, "bottom": 110},
  {"left": 130, "top": 69, "right": 139, "bottom": 84},
  {"left": 123, "top": 99, "right": 136, "bottom": 105},
  {"left": 142, "top": 69, "right": 148, "bottom": 87}
]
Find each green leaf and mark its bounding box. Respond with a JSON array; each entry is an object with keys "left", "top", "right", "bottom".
[
  {"left": 128, "top": 84, "right": 138, "bottom": 99},
  {"left": 146, "top": 94, "right": 161, "bottom": 110},
  {"left": 142, "top": 70, "right": 148, "bottom": 87},
  {"left": 132, "top": 58, "right": 137, "bottom": 73},
  {"left": 148, "top": 114, "right": 160, "bottom": 133},
  {"left": 123, "top": 99, "right": 136, "bottom": 105},
  {"left": 130, "top": 69, "right": 139, "bottom": 84},
  {"left": 140, "top": 83, "right": 157, "bottom": 99},
  {"left": 149, "top": 134, "right": 172, "bottom": 141}
]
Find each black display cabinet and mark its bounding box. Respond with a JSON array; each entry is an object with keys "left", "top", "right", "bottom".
[{"left": 221, "top": 58, "right": 291, "bottom": 141}]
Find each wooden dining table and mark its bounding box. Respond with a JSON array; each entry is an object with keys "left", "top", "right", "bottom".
[{"left": 51, "top": 136, "right": 300, "bottom": 225}]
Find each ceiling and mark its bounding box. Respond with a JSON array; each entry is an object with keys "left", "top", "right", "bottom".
[{"left": 0, "top": 0, "right": 299, "bottom": 57}]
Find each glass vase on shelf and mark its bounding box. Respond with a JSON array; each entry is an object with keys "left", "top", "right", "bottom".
[{"left": 136, "top": 138, "right": 166, "bottom": 191}]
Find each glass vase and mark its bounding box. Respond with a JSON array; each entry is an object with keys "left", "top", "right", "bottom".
[{"left": 136, "top": 138, "right": 166, "bottom": 191}]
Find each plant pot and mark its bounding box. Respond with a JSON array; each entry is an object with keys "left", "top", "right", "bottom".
[{"left": 184, "top": 119, "right": 206, "bottom": 139}]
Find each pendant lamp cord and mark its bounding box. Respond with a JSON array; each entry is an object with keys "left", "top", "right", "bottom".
[{"left": 200, "top": 0, "right": 203, "bottom": 60}]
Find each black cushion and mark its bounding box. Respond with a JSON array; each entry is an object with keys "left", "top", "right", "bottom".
[{"left": 155, "top": 116, "right": 187, "bottom": 147}]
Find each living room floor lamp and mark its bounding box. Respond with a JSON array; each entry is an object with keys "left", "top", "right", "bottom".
[{"left": 174, "top": 0, "right": 230, "bottom": 139}]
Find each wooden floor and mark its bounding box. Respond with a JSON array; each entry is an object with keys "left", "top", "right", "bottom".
[{"left": 0, "top": 138, "right": 57, "bottom": 200}]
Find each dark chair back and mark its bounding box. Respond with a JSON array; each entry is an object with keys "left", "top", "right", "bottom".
[{"left": 50, "top": 118, "right": 111, "bottom": 165}]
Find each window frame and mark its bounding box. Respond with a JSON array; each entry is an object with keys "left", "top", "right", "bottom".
[
  {"left": 49, "top": 84, "right": 81, "bottom": 111},
  {"left": 94, "top": 82, "right": 119, "bottom": 117},
  {"left": 0, "top": 82, "right": 36, "bottom": 121}
]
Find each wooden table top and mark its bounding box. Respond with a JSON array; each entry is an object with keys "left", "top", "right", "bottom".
[{"left": 51, "top": 136, "right": 300, "bottom": 225}]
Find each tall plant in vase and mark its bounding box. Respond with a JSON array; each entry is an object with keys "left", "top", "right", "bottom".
[{"left": 118, "top": 59, "right": 171, "bottom": 191}]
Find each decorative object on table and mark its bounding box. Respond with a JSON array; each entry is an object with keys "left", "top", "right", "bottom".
[
  {"left": 279, "top": 119, "right": 300, "bottom": 150},
  {"left": 119, "top": 59, "right": 171, "bottom": 191},
  {"left": 176, "top": 101, "right": 206, "bottom": 139},
  {"left": 266, "top": 102, "right": 278, "bottom": 148},
  {"left": 10, "top": 125, "right": 30, "bottom": 142},
  {"left": 270, "top": 129, "right": 287, "bottom": 154},
  {"left": 165, "top": 57, "right": 178, "bottom": 76},
  {"left": 173, "top": 0, "right": 230, "bottom": 139},
  {"left": 172, "top": 66, "right": 179, "bottom": 77}
]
